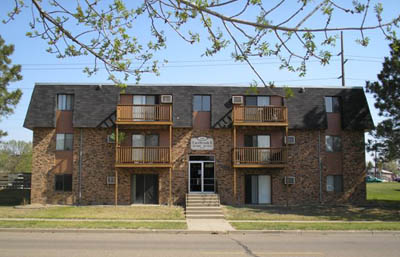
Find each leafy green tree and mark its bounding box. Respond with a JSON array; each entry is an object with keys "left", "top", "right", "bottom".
[
  {"left": 0, "top": 140, "right": 32, "bottom": 173},
  {"left": 366, "top": 161, "right": 373, "bottom": 171},
  {"left": 4, "top": 1, "right": 400, "bottom": 86},
  {"left": 0, "top": 35, "right": 22, "bottom": 139},
  {"left": 383, "top": 160, "right": 399, "bottom": 175},
  {"left": 366, "top": 39, "right": 400, "bottom": 161}
]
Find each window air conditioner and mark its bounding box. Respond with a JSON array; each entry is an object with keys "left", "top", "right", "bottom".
[
  {"left": 284, "top": 176, "right": 296, "bottom": 185},
  {"left": 161, "top": 95, "right": 173, "bottom": 103},
  {"left": 107, "top": 176, "right": 116, "bottom": 185},
  {"left": 285, "top": 136, "right": 296, "bottom": 145},
  {"left": 232, "top": 96, "right": 243, "bottom": 104}
]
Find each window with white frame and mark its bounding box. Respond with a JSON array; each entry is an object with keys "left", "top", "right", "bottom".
[
  {"left": 326, "top": 175, "right": 343, "bottom": 192},
  {"left": 325, "top": 135, "right": 341, "bottom": 152},
  {"left": 57, "top": 94, "right": 74, "bottom": 110},
  {"left": 56, "top": 134, "right": 73, "bottom": 151},
  {"left": 325, "top": 96, "right": 340, "bottom": 113}
]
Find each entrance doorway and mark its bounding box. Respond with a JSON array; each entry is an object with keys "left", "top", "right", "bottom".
[
  {"left": 245, "top": 175, "right": 271, "bottom": 204},
  {"left": 188, "top": 156, "right": 215, "bottom": 193},
  {"left": 131, "top": 174, "right": 158, "bottom": 204}
]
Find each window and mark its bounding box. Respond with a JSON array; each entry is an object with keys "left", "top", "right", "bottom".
[
  {"left": 56, "top": 134, "right": 73, "bottom": 151},
  {"left": 57, "top": 94, "right": 74, "bottom": 110},
  {"left": 325, "top": 96, "right": 340, "bottom": 113},
  {"left": 133, "top": 95, "right": 156, "bottom": 105},
  {"left": 326, "top": 175, "right": 343, "bottom": 192},
  {"left": 245, "top": 96, "right": 270, "bottom": 106},
  {"left": 244, "top": 135, "right": 270, "bottom": 147},
  {"left": 55, "top": 174, "right": 72, "bottom": 192},
  {"left": 193, "top": 95, "right": 210, "bottom": 111},
  {"left": 325, "top": 135, "right": 341, "bottom": 152}
]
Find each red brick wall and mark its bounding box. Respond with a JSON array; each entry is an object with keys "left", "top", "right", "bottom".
[{"left": 31, "top": 127, "right": 366, "bottom": 206}]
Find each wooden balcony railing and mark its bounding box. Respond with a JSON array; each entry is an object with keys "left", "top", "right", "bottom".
[
  {"left": 116, "top": 146, "right": 170, "bottom": 165},
  {"left": 233, "top": 105, "right": 288, "bottom": 125},
  {"left": 116, "top": 104, "right": 172, "bottom": 123},
  {"left": 233, "top": 147, "right": 287, "bottom": 165}
]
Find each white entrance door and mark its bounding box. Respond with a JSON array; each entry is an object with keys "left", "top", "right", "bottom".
[{"left": 258, "top": 175, "right": 271, "bottom": 204}]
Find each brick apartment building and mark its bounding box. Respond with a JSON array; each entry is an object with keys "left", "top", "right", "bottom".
[{"left": 24, "top": 84, "right": 373, "bottom": 205}]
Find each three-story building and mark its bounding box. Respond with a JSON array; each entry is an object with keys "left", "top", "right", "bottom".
[{"left": 24, "top": 84, "right": 373, "bottom": 205}]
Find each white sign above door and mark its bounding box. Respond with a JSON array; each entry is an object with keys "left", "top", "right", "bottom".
[{"left": 191, "top": 137, "right": 214, "bottom": 151}]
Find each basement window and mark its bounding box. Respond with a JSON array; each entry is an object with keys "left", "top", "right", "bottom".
[{"left": 55, "top": 174, "right": 72, "bottom": 192}]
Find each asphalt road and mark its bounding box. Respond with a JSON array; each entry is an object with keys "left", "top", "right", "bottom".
[{"left": 0, "top": 231, "right": 399, "bottom": 257}]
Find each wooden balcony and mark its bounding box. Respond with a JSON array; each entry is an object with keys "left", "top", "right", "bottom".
[
  {"left": 115, "top": 146, "right": 171, "bottom": 168},
  {"left": 116, "top": 104, "right": 172, "bottom": 125},
  {"left": 233, "top": 147, "right": 287, "bottom": 168},
  {"left": 233, "top": 105, "right": 288, "bottom": 126}
]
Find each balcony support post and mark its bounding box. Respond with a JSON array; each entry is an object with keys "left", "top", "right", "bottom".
[
  {"left": 169, "top": 124, "right": 172, "bottom": 205},
  {"left": 234, "top": 168, "right": 237, "bottom": 202},
  {"left": 114, "top": 124, "right": 119, "bottom": 206},
  {"left": 169, "top": 167, "right": 172, "bottom": 205},
  {"left": 233, "top": 125, "right": 237, "bottom": 201},
  {"left": 285, "top": 126, "right": 288, "bottom": 162},
  {"left": 233, "top": 126, "right": 236, "bottom": 163}
]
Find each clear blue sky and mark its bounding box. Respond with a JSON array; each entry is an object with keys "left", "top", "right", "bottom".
[{"left": 0, "top": 0, "right": 398, "bottom": 162}]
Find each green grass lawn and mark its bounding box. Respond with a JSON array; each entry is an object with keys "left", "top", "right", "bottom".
[
  {"left": 0, "top": 220, "right": 187, "bottom": 230},
  {"left": 0, "top": 206, "right": 185, "bottom": 220},
  {"left": 231, "top": 222, "right": 400, "bottom": 231},
  {"left": 224, "top": 183, "right": 400, "bottom": 222},
  {"left": 367, "top": 182, "right": 400, "bottom": 202}
]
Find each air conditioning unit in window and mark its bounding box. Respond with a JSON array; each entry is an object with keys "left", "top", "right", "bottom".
[
  {"left": 284, "top": 136, "right": 296, "bottom": 145},
  {"left": 161, "top": 95, "right": 173, "bottom": 103},
  {"left": 284, "top": 176, "right": 296, "bottom": 185},
  {"left": 106, "top": 135, "right": 115, "bottom": 144},
  {"left": 107, "top": 176, "right": 115, "bottom": 185},
  {"left": 232, "top": 96, "right": 243, "bottom": 104}
]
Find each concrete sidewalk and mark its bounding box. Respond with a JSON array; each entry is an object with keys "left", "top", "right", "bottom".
[
  {"left": 186, "top": 219, "right": 235, "bottom": 231},
  {"left": 0, "top": 218, "right": 184, "bottom": 222}
]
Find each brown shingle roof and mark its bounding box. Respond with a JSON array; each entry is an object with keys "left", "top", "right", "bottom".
[{"left": 24, "top": 84, "right": 374, "bottom": 130}]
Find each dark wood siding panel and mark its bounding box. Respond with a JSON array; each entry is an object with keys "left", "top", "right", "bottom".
[
  {"left": 270, "top": 96, "right": 283, "bottom": 106},
  {"left": 326, "top": 152, "right": 343, "bottom": 173},
  {"left": 270, "top": 131, "right": 283, "bottom": 148},
  {"left": 193, "top": 112, "right": 211, "bottom": 129},
  {"left": 326, "top": 113, "right": 342, "bottom": 135},
  {"left": 120, "top": 95, "right": 133, "bottom": 104},
  {"left": 54, "top": 151, "right": 73, "bottom": 173},
  {"left": 56, "top": 111, "right": 73, "bottom": 133}
]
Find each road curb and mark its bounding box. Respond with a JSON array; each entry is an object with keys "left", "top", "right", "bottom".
[{"left": 1, "top": 228, "right": 400, "bottom": 235}]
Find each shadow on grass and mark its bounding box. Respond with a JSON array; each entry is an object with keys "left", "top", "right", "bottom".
[{"left": 225, "top": 200, "right": 400, "bottom": 221}]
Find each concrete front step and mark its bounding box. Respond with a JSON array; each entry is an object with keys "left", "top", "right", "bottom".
[
  {"left": 186, "top": 198, "right": 219, "bottom": 201},
  {"left": 186, "top": 200, "right": 220, "bottom": 204},
  {"left": 186, "top": 211, "right": 224, "bottom": 216},
  {"left": 186, "top": 208, "right": 223, "bottom": 213},
  {"left": 186, "top": 206, "right": 221, "bottom": 211},
  {"left": 186, "top": 203, "right": 220, "bottom": 207},
  {"left": 185, "top": 194, "right": 224, "bottom": 219},
  {"left": 185, "top": 214, "right": 225, "bottom": 219}
]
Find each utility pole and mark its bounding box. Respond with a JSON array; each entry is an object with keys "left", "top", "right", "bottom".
[
  {"left": 338, "top": 31, "right": 347, "bottom": 87},
  {"left": 374, "top": 142, "right": 377, "bottom": 178}
]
